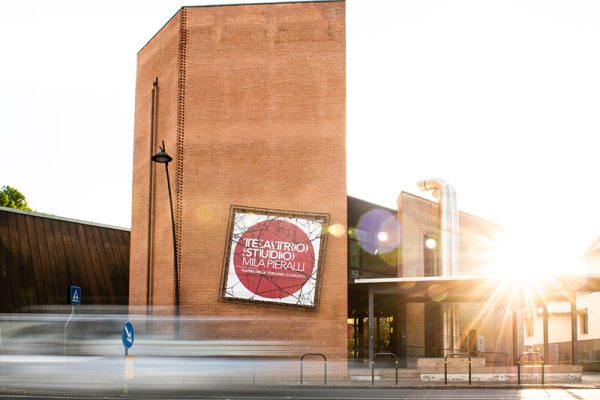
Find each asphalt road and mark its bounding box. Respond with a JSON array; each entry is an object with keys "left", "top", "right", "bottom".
[
  {"left": 2, "top": 355, "right": 599, "bottom": 399},
  {"left": 0, "top": 388, "right": 599, "bottom": 400}
]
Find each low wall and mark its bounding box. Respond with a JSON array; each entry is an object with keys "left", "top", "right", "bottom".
[
  {"left": 417, "top": 358, "right": 582, "bottom": 382},
  {"left": 417, "top": 357, "right": 486, "bottom": 368}
]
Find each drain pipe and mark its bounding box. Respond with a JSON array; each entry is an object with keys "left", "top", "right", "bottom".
[{"left": 417, "top": 179, "right": 460, "bottom": 354}]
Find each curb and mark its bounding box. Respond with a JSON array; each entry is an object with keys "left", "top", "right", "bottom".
[{"left": 289, "top": 383, "right": 600, "bottom": 390}]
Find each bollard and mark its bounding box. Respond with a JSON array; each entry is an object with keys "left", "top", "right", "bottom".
[
  {"left": 300, "top": 353, "right": 327, "bottom": 385},
  {"left": 517, "top": 352, "right": 544, "bottom": 386},
  {"left": 371, "top": 352, "right": 400, "bottom": 386},
  {"left": 469, "top": 359, "right": 472, "bottom": 386},
  {"left": 444, "top": 359, "right": 448, "bottom": 385},
  {"left": 371, "top": 360, "right": 374, "bottom": 386},
  {"left": 542, "top": 362, "right": 544, "bottom": 385},
  {"left": 443, "top": 353, "right": 471, "bottom": 386}
]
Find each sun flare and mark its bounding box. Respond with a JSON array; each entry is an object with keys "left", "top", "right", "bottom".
[{"left": 485, "top": 229, "right": 586, "bottom": 285}]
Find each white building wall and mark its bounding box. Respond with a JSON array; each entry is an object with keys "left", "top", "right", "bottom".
[
  {"left": 524, "top": 294, "right": 600, "bottom": 348},
  {"left": 524, "top": 309, "right": 571, "bottom": 348}
]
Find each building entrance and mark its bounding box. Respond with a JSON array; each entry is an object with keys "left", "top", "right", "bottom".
[
  {"left": 348, "top": 288, "right": 405, "bottom": 366},
  {"left": 349, "top": 315, "right": 396, "bottom": 363}
]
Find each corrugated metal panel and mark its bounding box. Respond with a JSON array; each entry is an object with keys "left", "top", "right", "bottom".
[{"left": 0, "top": 208, "right": 129, "bottom": 312}]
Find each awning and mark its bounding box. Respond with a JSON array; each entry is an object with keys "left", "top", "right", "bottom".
[{"left": 353, "top": 274, "right": 600, "bottom": 305}]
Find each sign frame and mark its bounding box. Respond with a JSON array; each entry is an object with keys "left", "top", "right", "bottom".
[
  {"left": 220, "top": 205, "right": 329, "bottom": 310},
  {"left": 69, "top": 285, "right": 81, "bottom": 305},
  {"left": 122, "top": 321, "right": 135, "bottom": 349}
]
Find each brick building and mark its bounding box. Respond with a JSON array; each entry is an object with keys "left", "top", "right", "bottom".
[
  {"left": 130, "top": 0, "right": 347, "bottom": 367},
  {"left": 129, "top": 0, "right": 534, "bottom": 374}
]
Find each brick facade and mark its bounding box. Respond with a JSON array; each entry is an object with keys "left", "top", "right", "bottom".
[
  {"left": 130, "top": 1, "right": 347, "bottom": 368},
  {"left": 398, "top": 192, "right": 511, "bottom": 357}
]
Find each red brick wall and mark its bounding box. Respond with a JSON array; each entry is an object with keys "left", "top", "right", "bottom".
[
  {"left": 131, "top": 1, "right": 347, "bottom": 368},
  {"left": 130, "top": 11, "right": 181, "bottom": 309}
]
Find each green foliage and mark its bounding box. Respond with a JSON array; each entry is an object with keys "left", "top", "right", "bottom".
[{"left": 0, "top": 186, "right": 32, "bottom": 211}]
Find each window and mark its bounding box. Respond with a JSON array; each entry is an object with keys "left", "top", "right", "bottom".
[
  {"left": 348, "top": 227, "right": 394, "bottom": 276},
  {"left": 525, "top": 313, "right": 534, "bottom": 337},
  {"left": 423, "top": 234, "right": 439, "bottom": 276},
  {"left": 348, "top": 227, "right": 375, "bottom": 274},
  {"left": 580, "top": 309, "right": 589, "bottom": 335}
]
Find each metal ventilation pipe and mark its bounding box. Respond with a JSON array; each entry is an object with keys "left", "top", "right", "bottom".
[
  {"left": 418, "top": 178, "right": 460, "bottom": 354},
  {"left": 417, "top": 179, "right": 459, "bottom": 275}
]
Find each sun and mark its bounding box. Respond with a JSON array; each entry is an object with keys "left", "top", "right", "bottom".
[{"left": 486, "top": 231, "right": 564, "bottom": 285}]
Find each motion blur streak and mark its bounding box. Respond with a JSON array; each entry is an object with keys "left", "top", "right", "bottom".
[{"left": 0, "top": 306, "right": 336, "bottom": 391}]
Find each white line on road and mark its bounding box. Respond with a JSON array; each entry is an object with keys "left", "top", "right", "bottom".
[{"left": 0, "top": 396, "right": 524, "bottom": 400}]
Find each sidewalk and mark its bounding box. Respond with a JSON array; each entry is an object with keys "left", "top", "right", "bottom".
[
  {"left": 582, "top": 371, "right": 600, "bottom": 387},
  {"left": 1, "top": 356, "right": 599, "bottom": 392},
  {"left": 289, "top": 370, "right": 600, "bottom": 390}
]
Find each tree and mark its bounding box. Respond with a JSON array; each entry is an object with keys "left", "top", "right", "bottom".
[{"left": 0, "top": 186, "right": 32, "bottom": 211}]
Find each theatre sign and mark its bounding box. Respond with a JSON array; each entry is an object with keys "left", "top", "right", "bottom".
[{"left": 221, "top": 206, "right": 329, "bottom": 308}]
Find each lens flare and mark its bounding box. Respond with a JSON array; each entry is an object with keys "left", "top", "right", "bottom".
[
  {"left": 356, "top": 209, "right": 400, "bottom": 255},
  {"left": 425, "top": 238, "right": 437, "bottom": 250},
  {"left": 428, "top": 284, "right": 447, "bottom": 302},
  {"left": 327, "top": 223, "right": 346, "bottom": 238}
]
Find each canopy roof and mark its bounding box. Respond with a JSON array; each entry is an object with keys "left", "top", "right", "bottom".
[{"left": 354, "top": 274, "right": 600, "bottom": 306}]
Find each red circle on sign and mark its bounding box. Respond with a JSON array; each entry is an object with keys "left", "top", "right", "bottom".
[{"left": 233, "top": 219, "right": 316, "bottom": 299}]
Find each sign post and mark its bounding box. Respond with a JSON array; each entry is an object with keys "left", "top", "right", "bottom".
[
  {"left": 122, "top": 321, "right": 135, "bottom": 393},
  {"left": 64, "top": 285, "right": 81, "bottom": 358}
]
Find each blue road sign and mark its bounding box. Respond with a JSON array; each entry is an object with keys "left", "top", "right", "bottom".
[
  {"left": 69, "top": 286, "right": 81, "bottom": 305},
  {"left": 122, "top": 321, "right": 134, "bottom": 349}
]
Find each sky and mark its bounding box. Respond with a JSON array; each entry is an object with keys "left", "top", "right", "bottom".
[{"left": 2, "top": 0, "right": 600, "bottom": 271}]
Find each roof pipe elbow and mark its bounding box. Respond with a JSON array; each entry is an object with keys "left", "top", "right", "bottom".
[{"left": 418, "top": 178, "right": 459, "bottom": 276}]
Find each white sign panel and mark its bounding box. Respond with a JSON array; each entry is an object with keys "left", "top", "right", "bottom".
[{"left": 221, "top": 206, "right": 329, "bottom": 308}]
